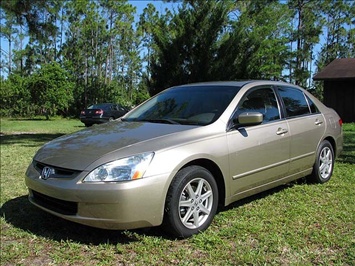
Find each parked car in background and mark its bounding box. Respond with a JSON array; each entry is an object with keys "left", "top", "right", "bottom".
[
  {"left": 26, "top": 80, "right": 343, "bottom": 238},
  {"left": 80, "top": 103, "right": 129, "bottom": 126}
]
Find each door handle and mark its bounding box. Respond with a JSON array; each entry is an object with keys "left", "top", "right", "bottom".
[
  {"left": 276, "top": 128, "right": 288, "bottom": 135},
  {"left": 315, "top": 119, "right": 323, "bottom": 126}
]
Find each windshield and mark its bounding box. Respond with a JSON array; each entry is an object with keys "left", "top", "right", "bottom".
[{"left": 124, "top": 85, "right": 241, "bottom": 125}]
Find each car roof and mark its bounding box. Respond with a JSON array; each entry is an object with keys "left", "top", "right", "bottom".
[{"left": 171, "top": 80, "right": 293, "bottom": 88}]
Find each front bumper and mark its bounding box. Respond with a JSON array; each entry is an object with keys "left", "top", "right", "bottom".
[{"left": 25, "top": 162, "right": 169, "bottom": 230}]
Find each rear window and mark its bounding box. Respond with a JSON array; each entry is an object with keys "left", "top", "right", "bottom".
[{"left": 88, "top": 104, "right": 110, "bottom": 110}]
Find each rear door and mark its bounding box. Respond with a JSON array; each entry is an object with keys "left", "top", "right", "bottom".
[
  {"left": 276, "top": 86, "right": 325, "bottom": 175},
  {"left": 227, "top": 86, "right": 290, "bottom": 198}
]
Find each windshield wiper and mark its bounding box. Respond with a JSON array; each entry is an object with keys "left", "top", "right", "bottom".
[{"left": 141, "top": 119, "right": 180, "bottom": 125}]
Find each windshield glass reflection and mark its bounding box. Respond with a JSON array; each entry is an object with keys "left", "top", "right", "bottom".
[{"left": 124, "top": 85, "right": 241, "bottom": 125}]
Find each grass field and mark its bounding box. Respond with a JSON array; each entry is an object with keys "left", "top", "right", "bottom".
[{"left": 1, "top": 118, "right": 354, "bottom": 265}]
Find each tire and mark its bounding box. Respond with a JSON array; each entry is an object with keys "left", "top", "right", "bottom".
[
  {"left": 308, "top": 140, "right": 334, "bottom": 184},
  {"left": 163, "top": 165, "right": 218, "bottom": 238},
  {"left": 85, "top": 123, "right": 92, "bottom": 127}
]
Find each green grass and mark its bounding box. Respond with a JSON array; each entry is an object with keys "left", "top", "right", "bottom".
[
  {"left": 0, "top": 117, "right": 83, "bottom": 134},
  {"left": 1, "top": 119, "right": 354, "bottom": 265}
]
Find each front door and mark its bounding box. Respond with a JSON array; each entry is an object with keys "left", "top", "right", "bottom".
[{"left": 227, "top": 87, "right": 290, "bottom": 200}]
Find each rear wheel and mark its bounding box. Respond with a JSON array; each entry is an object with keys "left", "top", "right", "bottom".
[
  {"left": 163, "top": 166, "right": 218, "bottom": 238},
  {"left": 308, "top": 140, "right": 334, "bottom": 184}
]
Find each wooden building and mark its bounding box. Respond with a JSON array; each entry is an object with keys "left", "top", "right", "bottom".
[{"left": 313, "top": 58, "right": 355, "bottom": 123}]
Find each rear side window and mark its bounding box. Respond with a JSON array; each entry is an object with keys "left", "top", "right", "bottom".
[
  {"left": 278, "top": 87, "right": 311, "bottom": 118},
  {"left": 306, "top": 95, "right": 319, "bottom": 114}
]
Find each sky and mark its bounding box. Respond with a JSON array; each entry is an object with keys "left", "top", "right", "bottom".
[{"left": 130, "top": 0, "right": 179, "bottom": 15}]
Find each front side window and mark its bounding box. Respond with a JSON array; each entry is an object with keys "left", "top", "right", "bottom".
[
  {"left": 235, "top": 87, "right": 281, "bottom": 123},
  {"left": 278, "top": 87, "right": 310, "bottom": 117}
]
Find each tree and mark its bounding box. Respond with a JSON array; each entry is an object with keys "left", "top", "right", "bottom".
[
  {"left": 0, "top": 0, "right": 60, "bottom": 42},
  {"left": 147, "top": 0, "right": 233, "bottom": 95},
  {"left": 27, "top": 62, "right": 74, "bottom": 118},
  {"left": 1, "top": 0, "right": 354, "bottom": 118},
  {"left": 60, "top": 0, "right": 141, "bottom": 112},
  {"left": 0, "top": 74, "right": 31, "bottom": 117},
  {"left": 225, "top": 0, "right": 291, "bottom": 80},
  {"left": 287, "top": 0, "right": 323, "bottom": 87},
  {"left": 316, "top": 0, "right": 355, "bottom": 68},
  {"left": 146, "top": 0, "right": 293, "bottom": 94},
  {"left": 1, "top": 0, "right": 63, "bottom": 77},
  {"left": 0, "top": 8, "right": 17, "bottom": 75},
  {"left": 312, "top": 0, "right": 355, "bottom": 98},
  {"left": 138, "top": 3, "right": 160, "bottom": 80}
]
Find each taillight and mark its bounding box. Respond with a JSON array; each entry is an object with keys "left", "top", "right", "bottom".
[
  {"left": 339, "top": 118, "right": 343, "bottom": 127},
  {"left": 80, "top": 111, "right": 85, "bottom": 115},
  {"left": 95, "top": 109, "right": 103, "bottom": 115}
]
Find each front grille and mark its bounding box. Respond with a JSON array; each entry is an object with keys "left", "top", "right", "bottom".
[
  {"left": 34, "top": 161, "right": 80, "bottom": 179},
  {"left": 31, "top": 190, "right": 78, "bottom": 215}
]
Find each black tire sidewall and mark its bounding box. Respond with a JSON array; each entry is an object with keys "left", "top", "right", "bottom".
[{"left": 164, "top": 165, "right": 218, "bottom": 238}]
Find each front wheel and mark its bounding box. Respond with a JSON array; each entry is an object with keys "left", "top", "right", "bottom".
[
  {"left": 163, "top": 166, "right": 218, "bottom": 238},
  {"left": 308, "top": 140, "right": 334, "bottom": 184}
]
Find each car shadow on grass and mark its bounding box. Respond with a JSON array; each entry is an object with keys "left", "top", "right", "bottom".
[
  {"left": 336, "top": 142, "right": 355, "bottom": 164},
  {"left": 0, "top": 195, "right": 169, "bottom": 245},
  {"left": 337, "top": 129, "right": 355, "bottom": 164},
  {"left": 218, "top": 182, "right": 296, "bottom": 214},
  {"left": 1, "top": 185, "right": 295, "bottom": 244},
  {"left": 0, "top": 133, "right": 65, "bottom": 147}
]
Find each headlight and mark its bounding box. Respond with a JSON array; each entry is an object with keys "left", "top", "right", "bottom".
[{"left": 83, "top": 152, "right": 154, "bottom": 182}]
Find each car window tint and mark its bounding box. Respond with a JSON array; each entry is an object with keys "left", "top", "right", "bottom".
[
  {"left": 278, "top": 87, "right": 310, "bottom": 117},
  {"left": 236, "top": 87, "right": 280, "bottom": 123},
  {"left": 89, "top": 104, "right": 110, "bottom": 109},
  {"left": 125, "top": 85, "right": 241, "bottom": 125},
  {"left": 306, "top": 95, "right": 319, "bottom": 114}
]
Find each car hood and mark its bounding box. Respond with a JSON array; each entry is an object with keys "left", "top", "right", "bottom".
[{"left": 34, "top": 121, "right": 203, "bottom": 170}]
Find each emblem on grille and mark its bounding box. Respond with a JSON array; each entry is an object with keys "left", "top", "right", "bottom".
[{"left": 41, "top": 166, "right": 55, "bottom": 180}]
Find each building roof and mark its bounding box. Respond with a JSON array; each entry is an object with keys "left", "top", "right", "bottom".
[{"left": 313, "top": 58, "right": 355, "bottom": 80}]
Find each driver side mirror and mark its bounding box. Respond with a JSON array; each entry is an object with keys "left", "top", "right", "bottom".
[{"left": 234, "top": 112, "right": 263, "bottom": 126}]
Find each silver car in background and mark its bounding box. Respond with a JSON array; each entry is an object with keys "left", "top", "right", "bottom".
[{"left": 25, "top": 80, "right": 343, "bottom": 238}]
